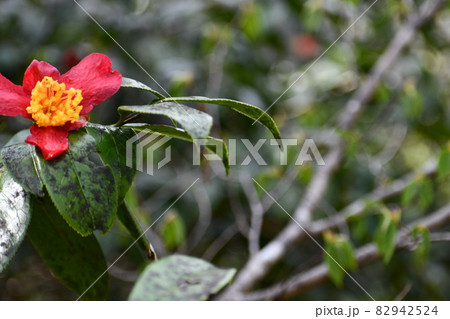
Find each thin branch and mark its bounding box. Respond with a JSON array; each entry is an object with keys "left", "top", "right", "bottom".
[
  {"left": 239, "top": 173, "right": 265, "bottom": 256},
  {"left": 202, "top": 225, "right": 239, "bottom": 261},
  {"left": 241, "top": 203, "right": 450, "bottom": 300},
  {"left": 394, "top": 282, "right": 413, "bottom": 301},
  {"left": 184, "top": 184, "right": 213, "bottom": 253},
  {"left": 309, "top": 159, "right": 437, "bottom": 236},
  {"left": 227, "top": 179, "right": 250, "bottom": 238},
  {"left": 261, "top": 164, "right": 302, "bottom": 212},
  {"left": 219, "top": 0, "right": 445, "bottom": 297},
  {"left": 429, "top": 232, "right": 450, "bottom": 243}
]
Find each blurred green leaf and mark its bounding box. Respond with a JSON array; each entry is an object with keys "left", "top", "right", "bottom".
[
  {"left": 323, "top": 231, "right": 358, "bottom": 287},
  {"left": 161, "top": 211, "right": 186, "bottom": 251},
  {"left": 36, "top": 130, "right": 117, "bottom": 236},
  {"left": 303, "top": 4, "right": 323, "bottom": 31},
  {"left": 160, "top": 96, "right": 282, "bottom": 141},
  {"left": 239, "top": 2, "right": 263, "bottom": 40},
  {"left": 410, "top": 225, "right": 430, "bottom": 268},
  {"left": 0, "top": 166, "right": 30, "bottom": 273},
  {"left": 401, "top": 80, "right": 423, "bottom": 119},
  {"left": 27, "top": 195, "right": 109, "bottom": 300},
  {"left": 438, "top": 147, "right": 450, "bottom": 179},
  {"left": 118, "top": 102, "right": 213, "bottom": 141},
  {"left": 375, "top": 209, "right": 401, "bottom": 264},
  {"left": 401, "top": 176, "right": 433, "bottom": 210},
  {"left": 129, "top": 255, "right": 236, "bottom": 300}
]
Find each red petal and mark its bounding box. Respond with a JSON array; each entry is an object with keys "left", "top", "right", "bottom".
[
  {"left": 59, "top": 53, "right": 122, "bottom": 114},
  {"left": 63, "top": 119, "right": 87, "bottom": 131},
  {"left": 23, "top": 60, "right": 60, "bottom": 92},
  {"left": 0, "top": 73, "right": 30, "bottom": 118},
  {"left": 25, "top": 125, "right": 69, "bottom": 160}
]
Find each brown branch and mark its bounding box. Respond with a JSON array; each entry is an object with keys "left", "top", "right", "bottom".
[
  {"left": 219, "top": 0, "right": 446, "bottom": 298},
  {"left": 241, "top": 203, "right": 450, "bottom": 300}
]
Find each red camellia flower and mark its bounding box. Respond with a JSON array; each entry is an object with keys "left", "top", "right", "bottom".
[{"left": 0, "top": 53, "right": 122, "bottom": 160}]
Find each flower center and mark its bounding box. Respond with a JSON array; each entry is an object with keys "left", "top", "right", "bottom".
[{"left": 26, "top": 76, "right": 83, "bottom": 127}]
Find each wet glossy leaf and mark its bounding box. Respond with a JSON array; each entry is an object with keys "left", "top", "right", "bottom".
[
  {"left": 121, "top": 77, "right": 166, "bottom": 100},
  {"left": 27, "top": 195, "right": 109, "bottom": 300},
  {"left": 161, "top": 96, "right": 281, "bottom": 141},
  {"left": 124, "top": 124, "right": 229, "bottom": 174},
  {"left": 35, "top": 130, "right": 117, "bottom": 236},
  {"left": 1, "top": 143, "right": 44, "bottom": 197},
  {"left": 118, "top": 102, "right": 213, "bottom": 141},
  {"left": 0, "top": 167, "right": 30, "bottom": 273},
  {"left": 85, "top": 124, "right": 137, "bottom": 202},
  {"left": 129, "top": 255, "right": 236, "bottom": 300}
]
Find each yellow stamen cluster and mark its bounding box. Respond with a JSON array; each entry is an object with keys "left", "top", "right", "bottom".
[{"left": 26, "top": 76, "right": 83, "bottom": 127}]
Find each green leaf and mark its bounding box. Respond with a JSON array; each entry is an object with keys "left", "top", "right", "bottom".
[
  {"left": 125, "top": 124, "right": 194, "bottom": 141},
  {"left": 417, "top": 178, "right": 433, "bottom": 210},
  {"left": 118, "top": 102, "right": 213, "bottom": 141},
  {"left": 0, "top": 166, "right": 31, "bottom": 273},
  {"left": 35, "top": 130, "right": 118, "bottom": 236},
  {"left": 124, "top": 124, "right": 230, "bottom": 174},
  {"left": 401, "top": 180, "right": 420, "bottom": 207},
  {"left": 401, "top": 80, "right": 423, "bottom": 119},
  {"left": 27, "top": 195, "right": 109, "bottom": 300},
  {"left": 161, "top": 96, "right": 281, "bottom": 141},
  {"left": 438, "top": 147, "right": 450, "bottom": 179},
  {"left": 323, "top": 231, "right": 358, "bottom": 287},
  {"left": 85, "top": 124, "right": 137, "bottom": 202},
  {"left": 121, "top": 77, "right": 166, "bottom": 100},
  {"left": 1, "top": 143, "right": 44, "bottom": 197},
  {"left": 161, "top": 211, "right": 186, "bottom": 251},
  {"left": 117, "top": 201, "right": 155, "bottom": 259},
  {"left": 401, "top": 177, "right": 433, "bottom": 210},
  {"left": 129, "top": 255, "right": 236, "bottom": 300},
  {"left": 411, "top": 225, "right": 430, "bottom": 268},
  {"left": 239, "top": 2, "right": 263, "bottom": 40},
  {"left": 375, "top": 209, "right": 400, "bottom": 264},
  {"left": 4, "top": 129, "right": 30, "bottom": 147}
]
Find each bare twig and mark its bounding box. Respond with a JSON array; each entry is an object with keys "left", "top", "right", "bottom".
[
  {"left": 309, "top": 159, "right": 437, "bottom": 236},
  {"left": 184, "top": 184, "right": 212, "bottom": 252},
  {"left": 202, "top": 225, "right": 239, "bottom": 261},
  {"left": 239, "top": 173, "right": 265, "bottom": 256},
  {"left": 219, "top": 0, "right": 445, "bottom": 297},
  {"left": 394, "top": 282, "right": 413, "bottom": 301},
  {"left": 227, "top": 179, "right": 250, "bottom": 238},
  {"left": 240, "top": 203, "right": 450, "bottom": 300},
  {"left": 429, "top": 232, "right": 450, "bottom": 242}
]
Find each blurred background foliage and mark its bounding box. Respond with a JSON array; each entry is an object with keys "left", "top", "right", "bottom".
[{"left": 1, "top": 0, "right": 450, "bottom": 300}]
